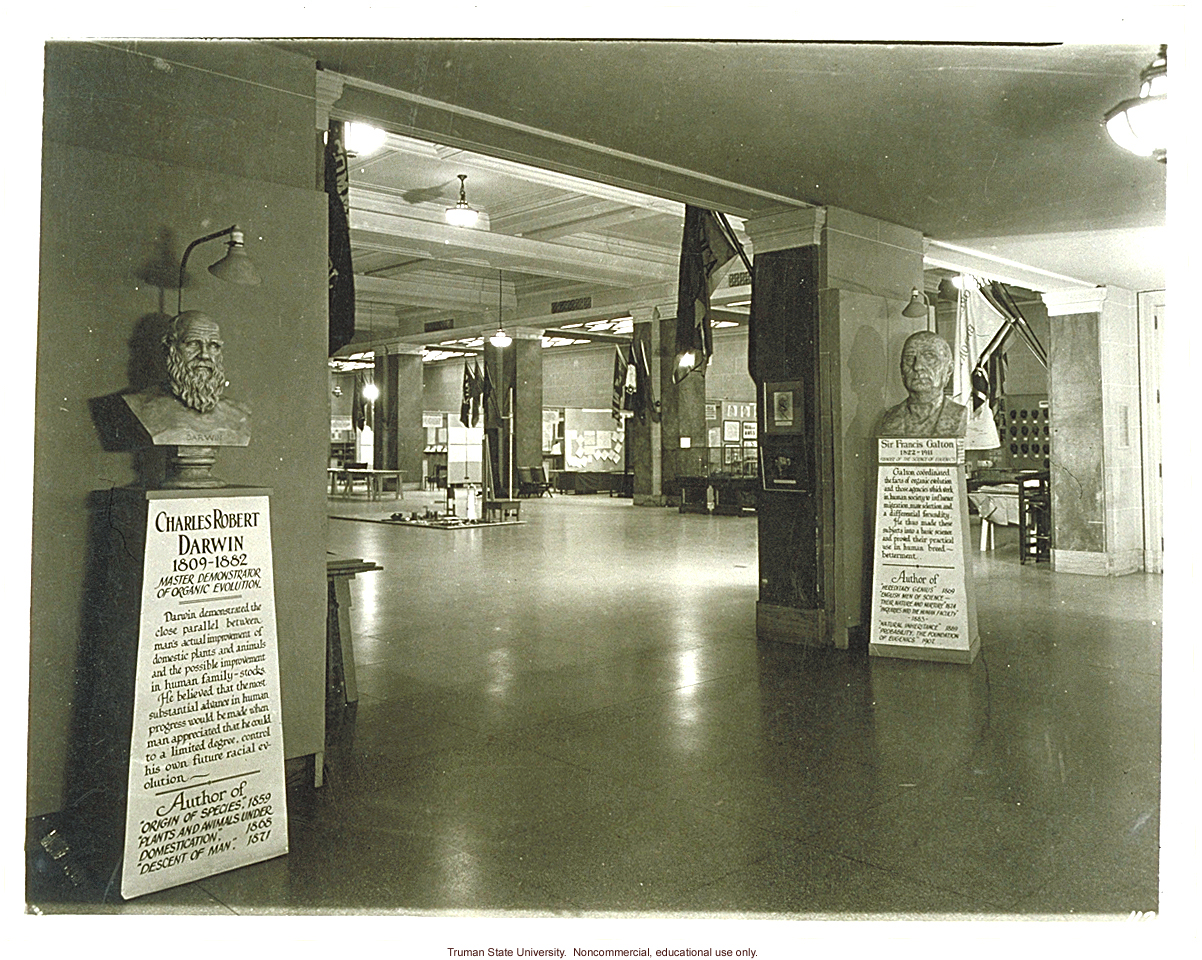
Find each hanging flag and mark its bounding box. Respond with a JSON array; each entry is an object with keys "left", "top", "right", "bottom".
[
  {"left": 954, "top": 279, "right": 1007, "bottom": 407},
  {"left": 471, "top": 359, "right": 483, "bottom": 426},
  {"left": 674, "top": 206, "right": 737, "bottom": 384},
  {"left": 459, "top": 360, "right": 472, "bottom": 427},
  {"left": 612, "top": 346, "right": 629, "bottom": 420},
  {"left": 325, "top": 118, "right": 356, "bottom": 355},
  {"left": 482, "top": 359, "right": 500, "bottom": 424}
]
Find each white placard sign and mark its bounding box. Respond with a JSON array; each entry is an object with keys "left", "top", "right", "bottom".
[
  {"left": 121, "top": 493, "right": 288, "bottom": 898},
  {"left": 869, "top": 438, "right": 979, "bottom": 663}
]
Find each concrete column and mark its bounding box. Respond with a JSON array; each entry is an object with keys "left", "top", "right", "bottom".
[
  {"left": 1042, "top": 286, "right": 1143, "bottom": 575},
  {"left": 745, "top": 206, "right": 925, "bottom": 649},
  {"left": 658, "top": 310, "right": 708, "bottom": 502},
  {"left": 630, "top": 304, "right": 666, "bottom": 506},
  {"left": 373, "top": 344, "right": 424, "bottom": 491},
  {"left": 484, "top": 327, "right": 542, "bottom": 498}
]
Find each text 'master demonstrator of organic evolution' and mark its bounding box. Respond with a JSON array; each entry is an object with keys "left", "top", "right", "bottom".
[
  {"left": 869, "top": 438, "right": 979, "bottom": 663},
  {"left": 121, "top": 493, "right": 287, "bottom": 899}
]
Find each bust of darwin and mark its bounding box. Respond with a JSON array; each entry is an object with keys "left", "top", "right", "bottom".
[{"left": 123, "top": 311, "right": 251, "bottom": 448}]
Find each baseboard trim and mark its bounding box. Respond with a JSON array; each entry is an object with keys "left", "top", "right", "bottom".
[{"left": 1053, "top": 548, "right": 1143, "bottom": 576}]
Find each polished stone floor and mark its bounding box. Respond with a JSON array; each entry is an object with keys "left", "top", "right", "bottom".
[{"left": 29, "top": 491, "right": 1165, "bottom": 921}]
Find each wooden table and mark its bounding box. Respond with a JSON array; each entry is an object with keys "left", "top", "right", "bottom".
[{"left": 328, "top": 468, "right": 406, "bottom": 499}]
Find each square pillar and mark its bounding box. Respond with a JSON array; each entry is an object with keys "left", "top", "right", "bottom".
[
  {"left": 484, "top": 329, "right": 542, "bottom": 498},
  {"left": 373, "top": 346, "right": 424, "bottom": 490},
  {"left": 630, "top": 306, "right": 666, "bottom": 506},
  {"left": 1042, "top": 286, "right": 1143, "bottom": 575},
  {"left": 659, "top": 313, "right": 708, "bottom": 501},
  {"left": 746, "top": 207, "right": 925, "bottom": 649}
]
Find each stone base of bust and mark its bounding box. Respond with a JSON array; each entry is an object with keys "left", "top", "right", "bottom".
[
  {"left": 164, "top": 446, "right": 223, "bottom": 488},
  {"left": 123, "top": 389, "right": 250, "bottom": 488},
  {"left": 123, "top": 389, "right": 251, "bottom": 447}
]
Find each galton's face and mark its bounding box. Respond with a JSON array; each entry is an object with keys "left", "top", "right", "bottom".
[{"left": 900, "top": 335, "right": 952, "bottom": 400}]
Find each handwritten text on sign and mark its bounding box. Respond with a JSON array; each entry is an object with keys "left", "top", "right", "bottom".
[{"left": 121, "top": 494, "right": 287, "bottom": 899}]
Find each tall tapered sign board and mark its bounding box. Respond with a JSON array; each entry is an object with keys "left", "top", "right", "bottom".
[
  {"left": 120, "top": 489, "right": 288, "bottom": 898},
  {"left": 869, "top": 438, "right": 979, "bottom": 663}
]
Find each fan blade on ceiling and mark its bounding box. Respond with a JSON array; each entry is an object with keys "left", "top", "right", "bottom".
[{"left": 401, "top": 180, "right": 458, "bottom": 204}]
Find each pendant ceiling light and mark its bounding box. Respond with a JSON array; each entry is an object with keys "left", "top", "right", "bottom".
[
  {"left": 445, "top": 174, "right": 480, "bottom": 227},
  {"left": 490, "top": 271, "right": 512, "bottom": 348},
  {"left": 1104, "top": 45, "right": 1168, "bottom": 163}
]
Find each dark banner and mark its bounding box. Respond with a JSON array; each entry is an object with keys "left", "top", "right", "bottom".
[{"left": 326, "top": 119, "right": 356, "bottom": 355}]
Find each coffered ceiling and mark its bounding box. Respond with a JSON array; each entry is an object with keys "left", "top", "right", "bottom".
[{"left": 276, "top": 40, "right": 1170, "bottom": 360}]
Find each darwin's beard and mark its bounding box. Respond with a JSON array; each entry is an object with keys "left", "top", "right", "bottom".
[{"left": 167, "top": 348, "right": 226, "bottom": 413}]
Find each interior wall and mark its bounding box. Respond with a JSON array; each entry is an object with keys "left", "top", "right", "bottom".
[
  {"left": 542, "top": 344, "right": 615, "bottom": 409},
  {"left": 31, "top": 41, "right": 328, "bottom": 817},
  {"left": 424, "top": 359, "right": 469, "bottom": 415},
  {"left": 701, "top": 328, "right": 756, "bottom": 403}
]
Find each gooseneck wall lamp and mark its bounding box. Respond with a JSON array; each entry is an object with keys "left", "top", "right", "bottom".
[
  {"left": 177, "top": 224, "right": 262, "bottom": 314},
  {"left": 1104, "top": 44, "right": 1168, "bottom": 163},
  {"left": 902, "top": 287, "right": 930, "bottom": 318}
]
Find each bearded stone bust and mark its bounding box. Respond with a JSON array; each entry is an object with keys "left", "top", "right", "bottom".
[{"left": 123, "top": 311, "right": 251, "bottom": 448}]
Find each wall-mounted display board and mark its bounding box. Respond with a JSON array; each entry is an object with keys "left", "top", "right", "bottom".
[
  {"left": 564, "top": 408, "right": 623, "bottom": 471},
  {"left": 995, "top": 394, "right": 1051, "bottom": 471},
  {"left": 869, "top": 438, "right": 979, "bottom": 663},
  {"left": 722, "top": 400, "right": 756, "bottom": 421},
  {"left": 121, "top": 489, "right": 287, "bottom": 899}
]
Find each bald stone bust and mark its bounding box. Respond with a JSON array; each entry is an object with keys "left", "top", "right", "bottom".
[
  {"left": 123, "top": 311, "right": 251, "bottom": 447},
  {"left": 877, "top": 331, "right": 967, "bottom": 439}
]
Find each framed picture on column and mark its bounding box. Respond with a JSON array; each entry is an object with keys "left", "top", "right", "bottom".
[{"left": 763, "top": 380, "right": 804, "bottom": 435}]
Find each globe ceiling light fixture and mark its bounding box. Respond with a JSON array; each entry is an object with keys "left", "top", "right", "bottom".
[
  {"left": 902, "top": 287, "right": 930, "bottom": 318},
  {"left": 490, "top": 270, "right": 512, "bottom": 348},
  {"left": 445, "top": 174, "right": 480, "bottom": 227},
  {"left": 1104, "top": 44, "right": 1168, "bottom": 163},
  {"left": 177, "top": 223, "right": 261, "bottom": 315},
  {"left": 361, "top": 382, "right": 380, "bottom": 402}
]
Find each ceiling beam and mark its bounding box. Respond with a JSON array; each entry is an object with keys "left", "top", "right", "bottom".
[{"left": 350, "top": 208, "right": 677, "bottom": 287}]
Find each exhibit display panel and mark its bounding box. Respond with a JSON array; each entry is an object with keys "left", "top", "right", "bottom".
[
  {"left": 118, "top": 488, "right": 288, "bottom": 898},
  {"left": 869, "top": 438, "right": 979, "bottom": 663}
]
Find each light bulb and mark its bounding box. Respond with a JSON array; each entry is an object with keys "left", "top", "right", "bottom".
[{"left": 344, "top": 122, "right": 386, "bottom": 157}]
